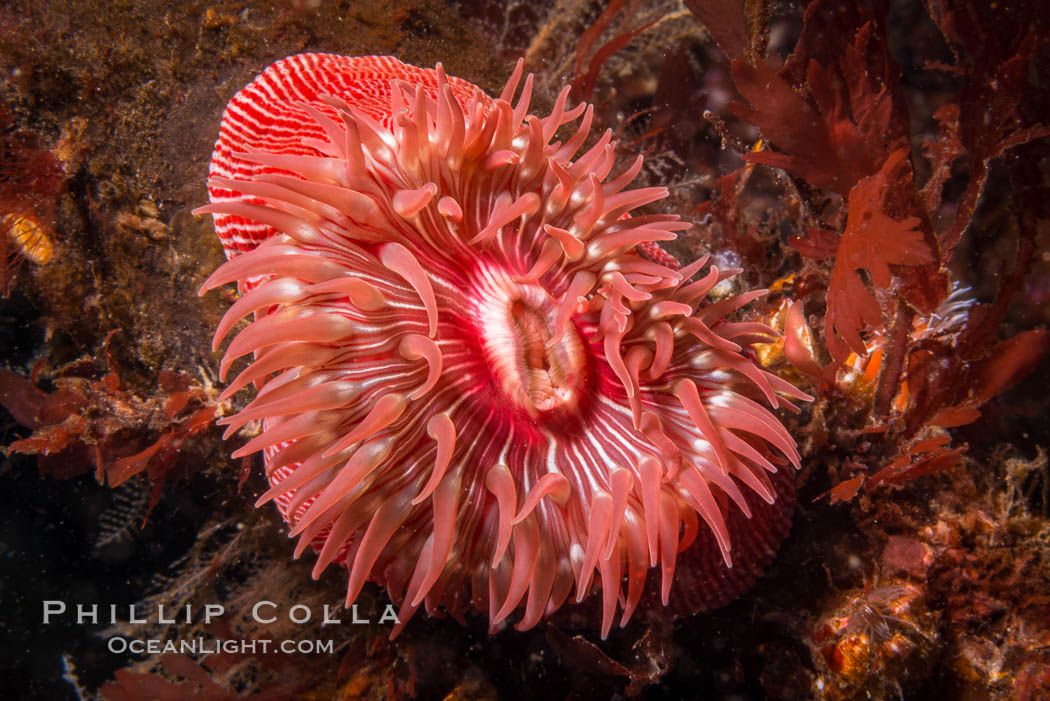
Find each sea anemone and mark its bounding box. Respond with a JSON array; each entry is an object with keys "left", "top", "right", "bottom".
[{"left": 197, "top": 54, "right": 810, "bottom": 637}]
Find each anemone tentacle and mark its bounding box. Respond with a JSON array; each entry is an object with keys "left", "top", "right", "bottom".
[{"left": 199, "top": 53, "right": 810, "bottom": 638}]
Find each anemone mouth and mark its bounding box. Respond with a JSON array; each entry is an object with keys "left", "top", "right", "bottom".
[
  {"left": 198, "top": 53, "right": 813, "bottom": 640},
  {"left": 472, "top": 266, "right": 587, "bottom": 421}
]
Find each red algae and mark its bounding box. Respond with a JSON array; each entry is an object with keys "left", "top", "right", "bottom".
[{"left": 0, "top": 354, "right": 220, "bottom": 514}]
